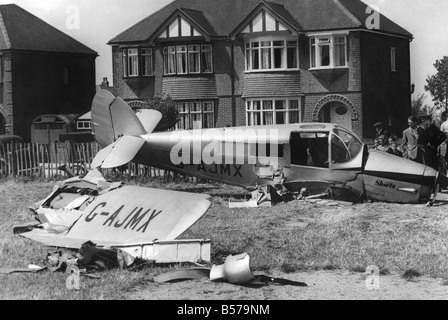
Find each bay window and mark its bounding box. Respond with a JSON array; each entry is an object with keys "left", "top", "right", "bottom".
[
  {"left": 245, "top": 37, "right": 298, "bottom": 71},
  {"left": 122, "top": 47, "right": 153, "bottom": 77},
  {"left": 164, "top": 45, "right": 213, "bottom": 75},
  {"left": 246, "top": 98, "right": 301, "bottom": 125},
  {"left": 310, "top": 34, "right": 347, "bottom": 69}
]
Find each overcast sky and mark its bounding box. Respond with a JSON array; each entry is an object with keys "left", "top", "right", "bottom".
[{"left": 0, "top": 0, "right": 447, "bottom": 106}]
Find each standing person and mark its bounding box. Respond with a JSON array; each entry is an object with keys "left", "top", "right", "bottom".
[
  {"left": 421, "top": 114, "right": 447, "bottom": 171},
  {"left": 439, "top": 110, "right": 448, "bottom": 134},
  {"left": 401, "top": 115, "right": 426, "bottom": 164},
  {"left": 373, "top": 122, "right": 390, "bottom": 140}
]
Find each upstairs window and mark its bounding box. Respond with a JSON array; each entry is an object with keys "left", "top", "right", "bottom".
[
  {"left": 310, "top": 35, "right": 347, "bottom": 69},
  {"left": 164, "top": 45, "right": 213, "bottom": 75},
  {"left": 245, "top": 37, "right": 298, "bottom": 71},
  {"left": 391, "top": 47, "right": 397, "bottom": 72},
  {"left": 122, "top": 47, "right": 153, "bottom": 77}
]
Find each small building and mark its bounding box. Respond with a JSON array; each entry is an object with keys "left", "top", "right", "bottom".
[
  {"left": 0, "top": 4, "right": 98, "bottom": 141},
  {"left": 31, "top": 114, "right": 77, "bottom": 144}
]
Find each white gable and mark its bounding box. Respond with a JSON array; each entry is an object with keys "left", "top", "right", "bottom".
[
  {"left": 239, "top": 9, "right": 289, "bottom": 34},
  {"left": 157, "top": 16, "right": 202, "bottom": 39}
]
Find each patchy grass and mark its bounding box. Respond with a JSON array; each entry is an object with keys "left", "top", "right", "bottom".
[{"left": 1, "top": 177, "right": 448, "bottom": 299}]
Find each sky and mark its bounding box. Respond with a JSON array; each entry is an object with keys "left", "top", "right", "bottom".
[{"left": 0, "top": 0, "right": 446, "bottom": 106}]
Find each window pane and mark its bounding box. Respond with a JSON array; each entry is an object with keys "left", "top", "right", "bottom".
[
  {"left": 334, "top": 44, "right": 346, "bottom": 67},
  {"left": 189, "top": 52, "right": 200, "bottom": 73},
  {"left": 122, "top": 50, "right": 128, "bottom": 76},
  {"left": 253, "top": 112, "right": 261, "bottom": 125},
  {"left": 204, "top": 113, "right": 214, "bottom": 128},
  {"left": 290, "top": 100, "right": 299, "bottom": 110},
  {"left": 177, "top": 46, "right": 187, "bottom": 74},
  {"left": 203, "top": 102, "right": 214, "bottom": 112},
  {"left": 287, "top": 47, "right": 297, "bottom": 68},
  {"left": 275, "top": 100, "right": 285, "bottom": 110},
  {"left": 261, "top": 47, "right": 271, "bottom": 69},
  {"left": 263, "top": 101, "right": 273, "bottom": 110},
  {"left": 289, "top": 111, "right": 300, "bottom": 124},
  {"left": 192, "top": 113, "right": 202, "bottom": 129},
  {"left": 166, "top": 46, "right": 176, "bottom": 74},
  {"left": 128, "top": 49, "right": 138, "bottom": 76},
  {"left": 201, "top": 45, "right": 213, "bottom": 73},
  {"left": 276, "top": 112, "right": 285, "bottom": 124},
  {"left": 264, "top": 112, "right": 273, "bottom": 125},
  {"left": 320, "top": 44, "right": 330, "bottom": 67},
  {"left": 142, "top": 48, "right": 152, "bottom": 76},
  {"left": 274, "top": 47, "right": 283, "bottom": 68},
  {"left": 252, "top": 48, "right": 259, "bottom": 70},
  {"left": 310, "top": 45, "right": 316, "bottom": 68}
]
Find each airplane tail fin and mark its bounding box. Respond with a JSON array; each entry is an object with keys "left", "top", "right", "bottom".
[{"left": 90, "top": 90, "right": 162, "bottom": 168}]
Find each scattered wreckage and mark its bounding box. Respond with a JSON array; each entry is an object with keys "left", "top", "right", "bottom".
[{"left": 14, "top": 168, "right": 212, "bottom": 266}]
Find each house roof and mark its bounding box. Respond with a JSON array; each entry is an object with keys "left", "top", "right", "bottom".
[
  {"left": 0, "top": 4, "right": 97, "bottom": 55},
  {"left": 109, "top": 0, "right": 412, "bottom": 44}
]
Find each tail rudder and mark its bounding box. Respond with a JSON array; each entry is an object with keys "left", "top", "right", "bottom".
[
  {"left": 90, "top": 90, "right": 162, "bottom": 169},
  {"left": 91, "top": 90, "right": 162, "bottom": 147}
]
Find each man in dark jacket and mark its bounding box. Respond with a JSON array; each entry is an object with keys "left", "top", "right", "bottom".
[{"left": 421, "top": 115, "right": 447, "bottom": 170}]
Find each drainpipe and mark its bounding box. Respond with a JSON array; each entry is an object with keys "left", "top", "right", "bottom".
[{"left": 230, "top": 39, "right": 236, "bottom": 127}]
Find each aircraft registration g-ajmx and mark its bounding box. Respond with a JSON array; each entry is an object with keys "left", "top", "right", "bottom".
[{"left": 90, "top": 89, "right": 448, "bottom": 205}]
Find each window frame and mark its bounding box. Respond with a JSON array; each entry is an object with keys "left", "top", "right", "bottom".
[
  {"left": 246, "top": 98, "right": 302, "bottom": 126},
  {"left": 176, "top": 101, "right": 215, "bottom": 130},
  {"left": 309, "top": 33, "right": 348, "bottom": 70},
  {"left": 122, "top": 47, "right": 154, "bottom": 78},
  {"left": 163, "top": 44, "right": 214, "bottom": 75},
  {"left": 245, "top": 36, "right": 299, "bottom": 72},
  {"left": 391, "top": 47, "right": 397, "bottom": 72}
]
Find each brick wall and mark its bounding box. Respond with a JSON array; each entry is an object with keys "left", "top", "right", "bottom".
[{"left": 9, "top": 51, "right": 96, "bottom": 140}]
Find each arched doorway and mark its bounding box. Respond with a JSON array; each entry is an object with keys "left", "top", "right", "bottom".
[
  {"left": 312, "top": 94, "right": 358, "bottom": 131},
  {"left": 0, "top": 114, "right": 6, "bottom": 134},
  {"left": 319, "top": 101, "right": 352, "bottom": 130}
]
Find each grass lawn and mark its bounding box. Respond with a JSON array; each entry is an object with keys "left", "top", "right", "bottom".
[{"left": 1, "top": 176, "right": 448, "bottom": 299}]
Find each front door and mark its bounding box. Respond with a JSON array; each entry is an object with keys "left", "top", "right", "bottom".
[{"left": 329, "top": 103, "right": 352, "bottom": 130}]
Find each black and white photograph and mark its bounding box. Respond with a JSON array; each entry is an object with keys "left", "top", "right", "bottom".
[{"left": 0, "top": 0, "right": 448, "bottom": 304}]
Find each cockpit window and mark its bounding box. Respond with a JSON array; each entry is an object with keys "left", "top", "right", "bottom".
[
  {"left": 331, "top": 134, "right": 350, "bottom": 163},
  {"left": 332, "top": 129, "right": 363, "bottom": 161}
]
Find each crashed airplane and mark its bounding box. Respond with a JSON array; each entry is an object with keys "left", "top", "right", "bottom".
[{"left": 90, "top": 89, "right": 448, "bottom": 205}]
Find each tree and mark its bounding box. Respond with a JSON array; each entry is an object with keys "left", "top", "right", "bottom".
[
  {"left": 411, "top": 93, "right": 432, "bottom": 117},
  {"left": 141, "top": 96, "right": 179, "bottom": 132},
  {"left": 425, "top": 56, "right": 448, "bottom": 110}
]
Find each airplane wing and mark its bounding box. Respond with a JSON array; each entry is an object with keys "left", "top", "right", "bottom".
[{"left": 20, "top": 185, "right": 211, "bottom": 248}]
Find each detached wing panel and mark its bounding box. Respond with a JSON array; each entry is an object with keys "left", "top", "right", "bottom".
[{"left": 21, "top": 186, "right": 211, "bottom": 248}]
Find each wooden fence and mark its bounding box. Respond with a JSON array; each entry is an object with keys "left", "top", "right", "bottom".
[{"left": 0, "top": 141, "right": 173, "bottom": 179}]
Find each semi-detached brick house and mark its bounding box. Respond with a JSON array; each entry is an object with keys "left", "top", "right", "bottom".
[
  {"left": 0, "top": 4, "right": 97, "bottom": 141},
  {"left": 108, "top": 0, "right": 413, "bottom": 141}
]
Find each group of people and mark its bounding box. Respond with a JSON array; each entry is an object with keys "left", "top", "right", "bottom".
[{"left": 372, "top": 111, "right": 448, "bottom": 175}]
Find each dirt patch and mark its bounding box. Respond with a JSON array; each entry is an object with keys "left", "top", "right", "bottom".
[{"left": 128, "top": 269, "right": 448, "bottom": 300}]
